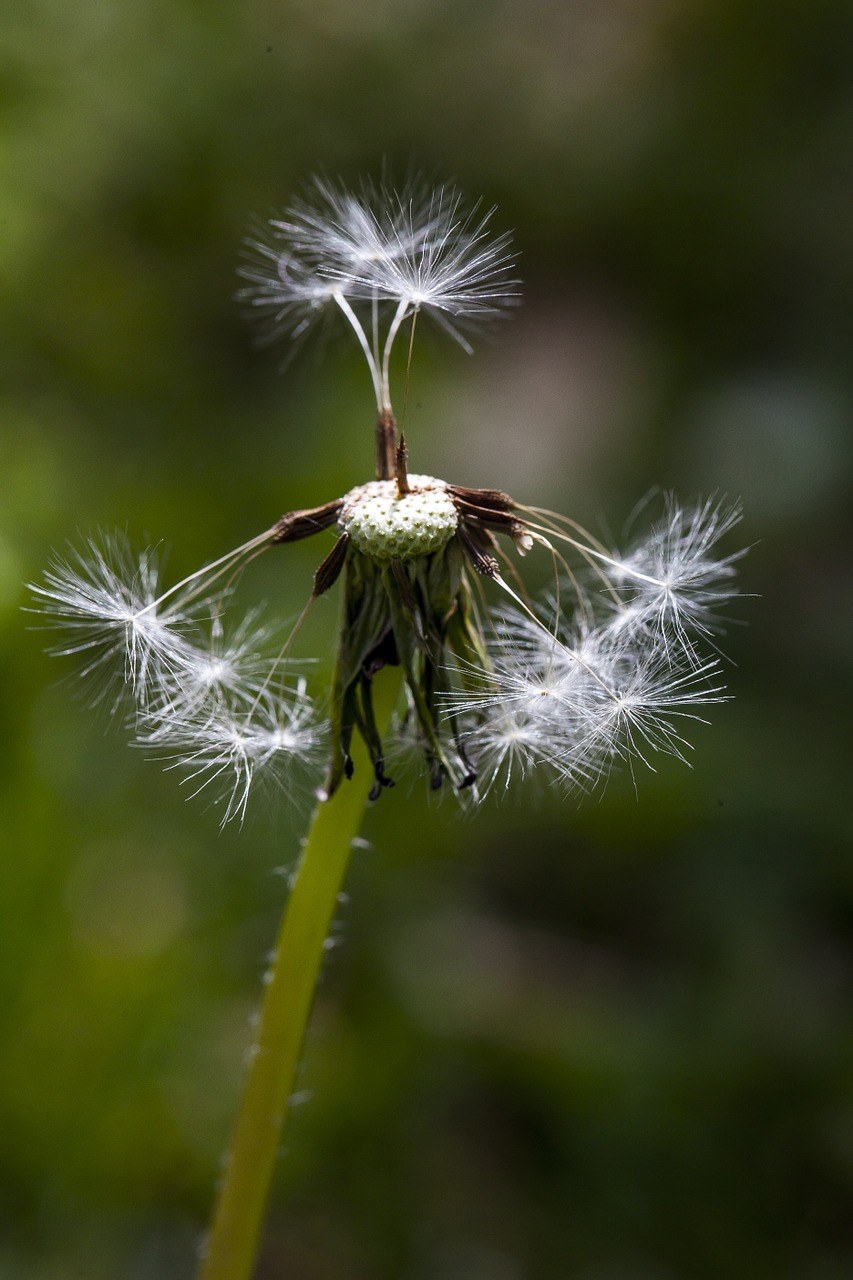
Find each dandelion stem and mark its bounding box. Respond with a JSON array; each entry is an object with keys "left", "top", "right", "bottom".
[{"left": 198, "top": 666, "right": 403, "bottom": 1280}]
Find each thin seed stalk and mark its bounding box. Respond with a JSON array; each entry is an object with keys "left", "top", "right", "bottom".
[{"left": 199, "top": 667, "right": 403, "bottom": 1280}]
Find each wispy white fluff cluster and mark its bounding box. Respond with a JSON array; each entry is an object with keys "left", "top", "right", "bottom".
[
  {"left": 240, "top": 176, "right": 519, "bottom": 410},
  {"left": 443, "top": 498, "right": 742, "bottom": 797},
  {"left": 32, "top": 535, "right": 182, "bottom": 699},
  {"left": 31, "top": 532, "right": 323, "bottom": 825},
  {"left": 602, "top": 496, "right": 744, "bottom": 647}
]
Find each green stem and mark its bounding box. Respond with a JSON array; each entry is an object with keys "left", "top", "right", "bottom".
[{"left": 198, "top": 667, "right": 403, "bottom": 1280}]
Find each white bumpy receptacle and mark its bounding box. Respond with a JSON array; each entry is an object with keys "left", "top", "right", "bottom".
[{"left": 339, "top": 476, "right": 459, "bottom": 561}]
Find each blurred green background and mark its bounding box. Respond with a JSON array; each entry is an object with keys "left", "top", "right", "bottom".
[{"left": 2, "top": 1, "right": 852, "bottom": 1277}]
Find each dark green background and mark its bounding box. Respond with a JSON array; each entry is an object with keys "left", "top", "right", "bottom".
[{"left": 2, "top": 2, "right": 852, "bottom": 1277}]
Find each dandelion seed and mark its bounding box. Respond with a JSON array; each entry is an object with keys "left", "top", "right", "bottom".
[
  {"left": 273, "top": 176, "right": 432, "bottom": 274},
  {"left": 346, "top": 184, "right": 520, "bottom": 342},
  {"left": 603, "top": 497, "right": 745, "bottom": 651},
  {"left": 140, "top": 608, "right": 290, "bottom": 728},
  {"left": 28, "top": 533, "right": 192, "bottom": 704},
  {"left": 572, "top": 648, "right": 727, "bottom": 788},
  {"left": 239, "top": 242, "right": 344, "bottom": 343},
  {"left": 240, "top": 174, "right": 518, "bottom": 411},
  {"left": 144, "top": 688, "right": 323, "bottom": 826}
]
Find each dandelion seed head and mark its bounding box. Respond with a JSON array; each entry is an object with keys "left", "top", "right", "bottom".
[{"left": 33, "top": 179, "right": 746, "bottom": 822}]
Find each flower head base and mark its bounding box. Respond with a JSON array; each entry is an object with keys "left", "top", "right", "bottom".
[
  {"left": 340, "top": 476, "right": 458, "bottom": 560},
  {"left": 32, "top": 175, "right": 746, "bottom": 822}
]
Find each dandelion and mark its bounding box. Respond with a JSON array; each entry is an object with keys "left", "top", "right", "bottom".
[
  {"left": 33, "top": 175, "right": 743, "bottom": 818},
  {"left": 30, "top": 174, "right": 746, "bottom": 1280}
]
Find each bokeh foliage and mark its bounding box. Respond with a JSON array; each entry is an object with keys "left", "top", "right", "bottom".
[{"left": 2, "top": 1, "right": 852, "bottom": 1277}]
